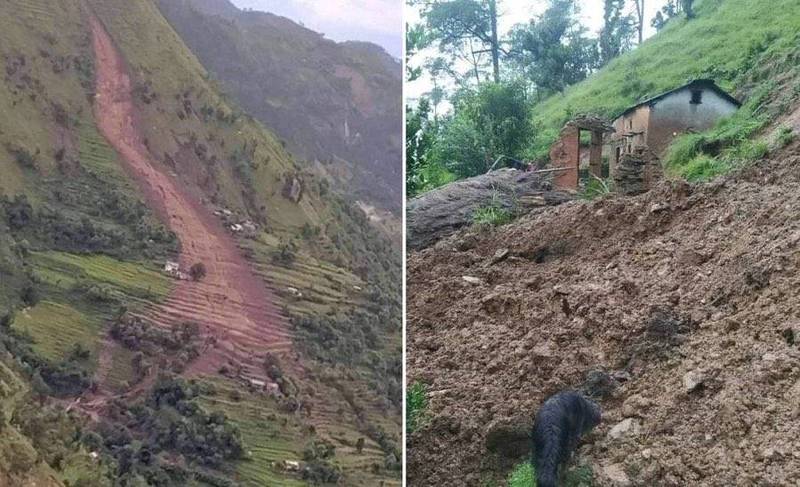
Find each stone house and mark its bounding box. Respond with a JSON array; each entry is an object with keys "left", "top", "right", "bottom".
[
  {"left": 548, "top": 80, "right": 740, "bottom": 192},
  {"left": 608, "top": 79, "right": 741, "bottom": 172}
]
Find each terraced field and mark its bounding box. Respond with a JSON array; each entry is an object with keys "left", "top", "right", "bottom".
[{"left": 12, "top": 251, "right": 171, "bottom": 374}]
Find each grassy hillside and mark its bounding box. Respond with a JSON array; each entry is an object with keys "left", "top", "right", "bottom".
[
  {"left": 530, "top": 0, "right": 800, "bottom": 172},
  {"left": 0, "top": 0, "right": 400, "bottom": 484}
]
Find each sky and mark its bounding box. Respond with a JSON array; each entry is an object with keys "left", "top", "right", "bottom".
[
  {"left": 230, "top": 0, "right": 403, "bottom": 58},
  {"left": 408, "top": 0, "right": 670, "bottom": 102}
]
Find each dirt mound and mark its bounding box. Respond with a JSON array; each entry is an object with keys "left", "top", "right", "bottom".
[
  {"left": 407, "top": 169, "right": 573, "bottom": 251},
  {"left": 407, "top": 143, "right": 800, "bottom": 486}
]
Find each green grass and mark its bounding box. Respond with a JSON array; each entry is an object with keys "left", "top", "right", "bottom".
[
  {"left": 774, "top": 125, "right": 795, "bottom": 148},
  {"left": 13, "top": 301, "right": 97, "bottom": 362},
  {"left": 528, "top": 0, "right": 800, "bottom": 160},
  {"left": 509, "top": 462, "right": 535, "bottom": 487},
  {"left": 472, "top": 204, "right": 514, "bottom": 227},
  {"left": 406, "top": 381, "right": 428, "bottom": 434},
  {"left": 31, "top": 251, "right": 172, "bottom": 302},
  {"left": 507, "top": 462, "right": 594, "bottom": 487},
  {"left": 11, "top": 251, "right": 172, "bottom": 369}
]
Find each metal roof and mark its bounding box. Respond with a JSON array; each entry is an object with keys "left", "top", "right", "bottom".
[{"left": 617, "top": 79, "right": 741, "bottom": 118}]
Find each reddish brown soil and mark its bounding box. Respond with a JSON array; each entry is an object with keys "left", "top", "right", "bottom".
[
  {"left": 408, "top": 143, "right": 800, "bottom": 486},
  {"left": 89, "top": 16, "right": 290, "bottom": 382}
]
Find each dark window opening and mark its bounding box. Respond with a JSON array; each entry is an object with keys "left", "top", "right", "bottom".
[{"left": 691, "top": 90, "right": 703, "bottom": 104}]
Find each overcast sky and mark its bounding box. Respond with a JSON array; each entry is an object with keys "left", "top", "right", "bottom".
[
  {"left": 230, "top": 0, "right": 402, "bottom": 58},
  {"left": 408, "top": 0, "right": 670, "bottom": 101}
]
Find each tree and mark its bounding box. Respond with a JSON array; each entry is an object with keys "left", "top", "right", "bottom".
[
  {"left": 598, "top": 0, "right": 635, "bottom": 65},
  {"left": 508, "top": 0, "right": 598, "bottom": 94},
  {"left": 406, "top": 23, "right": 429, "bottom": 82},
  {"left": 189, "top": 262, "right": 207, "bottom": 281},
  {"left": 650, "top": 0, "right": 684, "bottom": 31},
  {"left": 412, "top": 0, "right": 505, "bottom": 84},
  {"left": 406, "top": 98, "right": 437, "bottom": 196},
  {"left": 682, "top": 0, "right": 695, "bottom": 19},
  {"left": 434, "top": 80, "right": 532, "bottom": 177},
  {"left": 633, "top": 0, "right": 645, "bottom": 44}
]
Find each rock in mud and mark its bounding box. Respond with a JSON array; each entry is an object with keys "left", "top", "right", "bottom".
[
  {"left": 599, "top": 463, "right": 632, "bottom": 487},
  {"left": 682, "top": 370, "right": 705, "bottom": 393},
  {"left": 407, "top": 169, "right": 572, "bottom": 250},
  {"left": 608, "top": 418, "right": 642, "bottom": 440}
]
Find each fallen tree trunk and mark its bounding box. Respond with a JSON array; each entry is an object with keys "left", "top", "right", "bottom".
[{"left": 407, "top": 169, "right": 573, "bottom": 251}]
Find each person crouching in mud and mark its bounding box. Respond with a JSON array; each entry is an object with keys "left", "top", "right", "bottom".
[{"left": 532, "top": 391, "right": 601, "bottom": 487}]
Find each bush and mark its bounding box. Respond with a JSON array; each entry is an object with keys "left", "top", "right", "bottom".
[
  {"left": 472, "top": 191, "right": 514, "bottom": 227},
  {"left": 508, "top": 462, "right": 535, "bottom": 487},
  {"left": 435, "top": 81, "right": 533, "bottom": 178},
  {"left": 20, "top": 283, "right": 40, "bottom": 307},
  {"left": 406, "top": 382, "right": 427, "bottom": 433},
  {"left": 189, "top": 262, "right": 207, "bottom": 281}
]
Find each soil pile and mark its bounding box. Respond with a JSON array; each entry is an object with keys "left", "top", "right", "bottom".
[{"left": 408, "top": 142, "right": 800, "bottom": 486}]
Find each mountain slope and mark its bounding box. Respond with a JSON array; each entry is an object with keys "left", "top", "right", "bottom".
[
  {"left": 408, "top": 132, "right": 800, "bottom": 485},
  {"left": 156, "top": 0, "right": 403, "bottom": 213},
  {"left": 1, "top": 0, "right": 400, "bottom": 484},
  {"left": 529, "top": 0, "right": 800, "bottom": 159}
]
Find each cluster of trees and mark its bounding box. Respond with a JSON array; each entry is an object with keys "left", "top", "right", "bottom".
[
  {"left": 292, "top": 307, "right": 401, "bottom": 409},
  {"left": 0, "top": 312, "right": 92, "bottom": 397},
  {"left": 111, "top": 315, "right": 201, "bottom": 377},
  {"left": 86, "top": 375, "right": 244, "bottom": 484},
  {"left": 1, "top": 192, "right": 177, "bottom": 260},
  {"left": 407, "top": 0, "right": 697, "bottom": 195}
]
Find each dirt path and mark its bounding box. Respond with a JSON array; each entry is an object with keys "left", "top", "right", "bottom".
[{"left": 88, "top": 16, "right": 290, "bottom": 382}]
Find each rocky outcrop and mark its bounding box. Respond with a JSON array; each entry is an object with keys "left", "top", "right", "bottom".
[{"left": 407, "top": 169, "right": 573, "bottom": 251}]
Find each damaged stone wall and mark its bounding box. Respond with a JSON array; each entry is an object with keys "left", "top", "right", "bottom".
[
  {"left": 549, "top": 115, "right": 615, "bottom": 191},
  {"left": 613, "top": 146, "right": 662, "bottom": 195}
]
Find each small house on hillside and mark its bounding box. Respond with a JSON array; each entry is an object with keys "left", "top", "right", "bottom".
[
  {"left": 608, "top": 79, "right": 741, "bottom": 166},
  {"left": 549, "top": 79, "right": 740, "bottom": 192}
]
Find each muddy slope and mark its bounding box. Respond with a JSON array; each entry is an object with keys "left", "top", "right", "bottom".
[
  {"left": 408, "top": 142, "right": 800, "bottom": 486},
  {"left": 90, "top": 16, "right": 289, "bottom": 384}
]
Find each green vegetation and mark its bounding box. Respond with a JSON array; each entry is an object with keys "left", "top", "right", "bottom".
[
  {"left": 0, "top": 0, "right": 400, "bottom": 483},
  {"left": 472, "top": 190, "right": 515, "bottom": 226},
  {"left": 406, "top": 382, "right": 428, "bottom": 433},
  {"left": 472, "top": 203, "right": 514, "bottom": 227},
  {"left": 530, "top": 0, "right": 800, "bottom": 159},
  {"left": 506, "top": 462, "right": 594, "bottom": 487},
  {"left": 580, "top": 176, "right": 613, "bottom": 200},
  {"left": 409, "top": 0, "right": 800, "bottom": 193},
  {"left": 508, "top": 462, "right": 535, "bottom": 487}
]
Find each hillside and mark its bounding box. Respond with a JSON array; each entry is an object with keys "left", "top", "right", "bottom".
[
  {"left": 407, "top": 0, "right": 800, "bottom": 485},
  {"left": 156, "top": 0, "right": 403, "bottom": 214},
  {"left": 529, "top": 0, "right": 800, "bottom": 163},
  {"left": 408, "top": 110, "right": 800, "bottom": 486},
  {"left": 0, "top": 0, "right": 400, "bottom": 485}
]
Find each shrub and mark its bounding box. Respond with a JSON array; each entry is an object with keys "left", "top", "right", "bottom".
[
  {"left": 472, "top": 204, "right": 514, "bottom": 227},
  {"left": 406, "top": 382, "right": 427, "bottom": 433},
  {"left": 435, "top": 81, "right": 533, "bottom": 178},
  {"left": 189, "top": 262, "right": 207, "bottom": 281},
  {"left": 775, "top": 126, "right": 795, "bottom": 148},
  {"left": 20, "top": 283, "right": 40, "bottom": 307},
  {"left": 508, "top": 462, "right": 535, "bottom": 487}
]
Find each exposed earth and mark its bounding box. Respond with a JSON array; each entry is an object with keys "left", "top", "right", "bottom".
[
  {"left": 90, "top": 15, "right": 290, "bottom": 389},
  {"left": 408, "top": 139, "right": 800, "bottom": 486}
]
